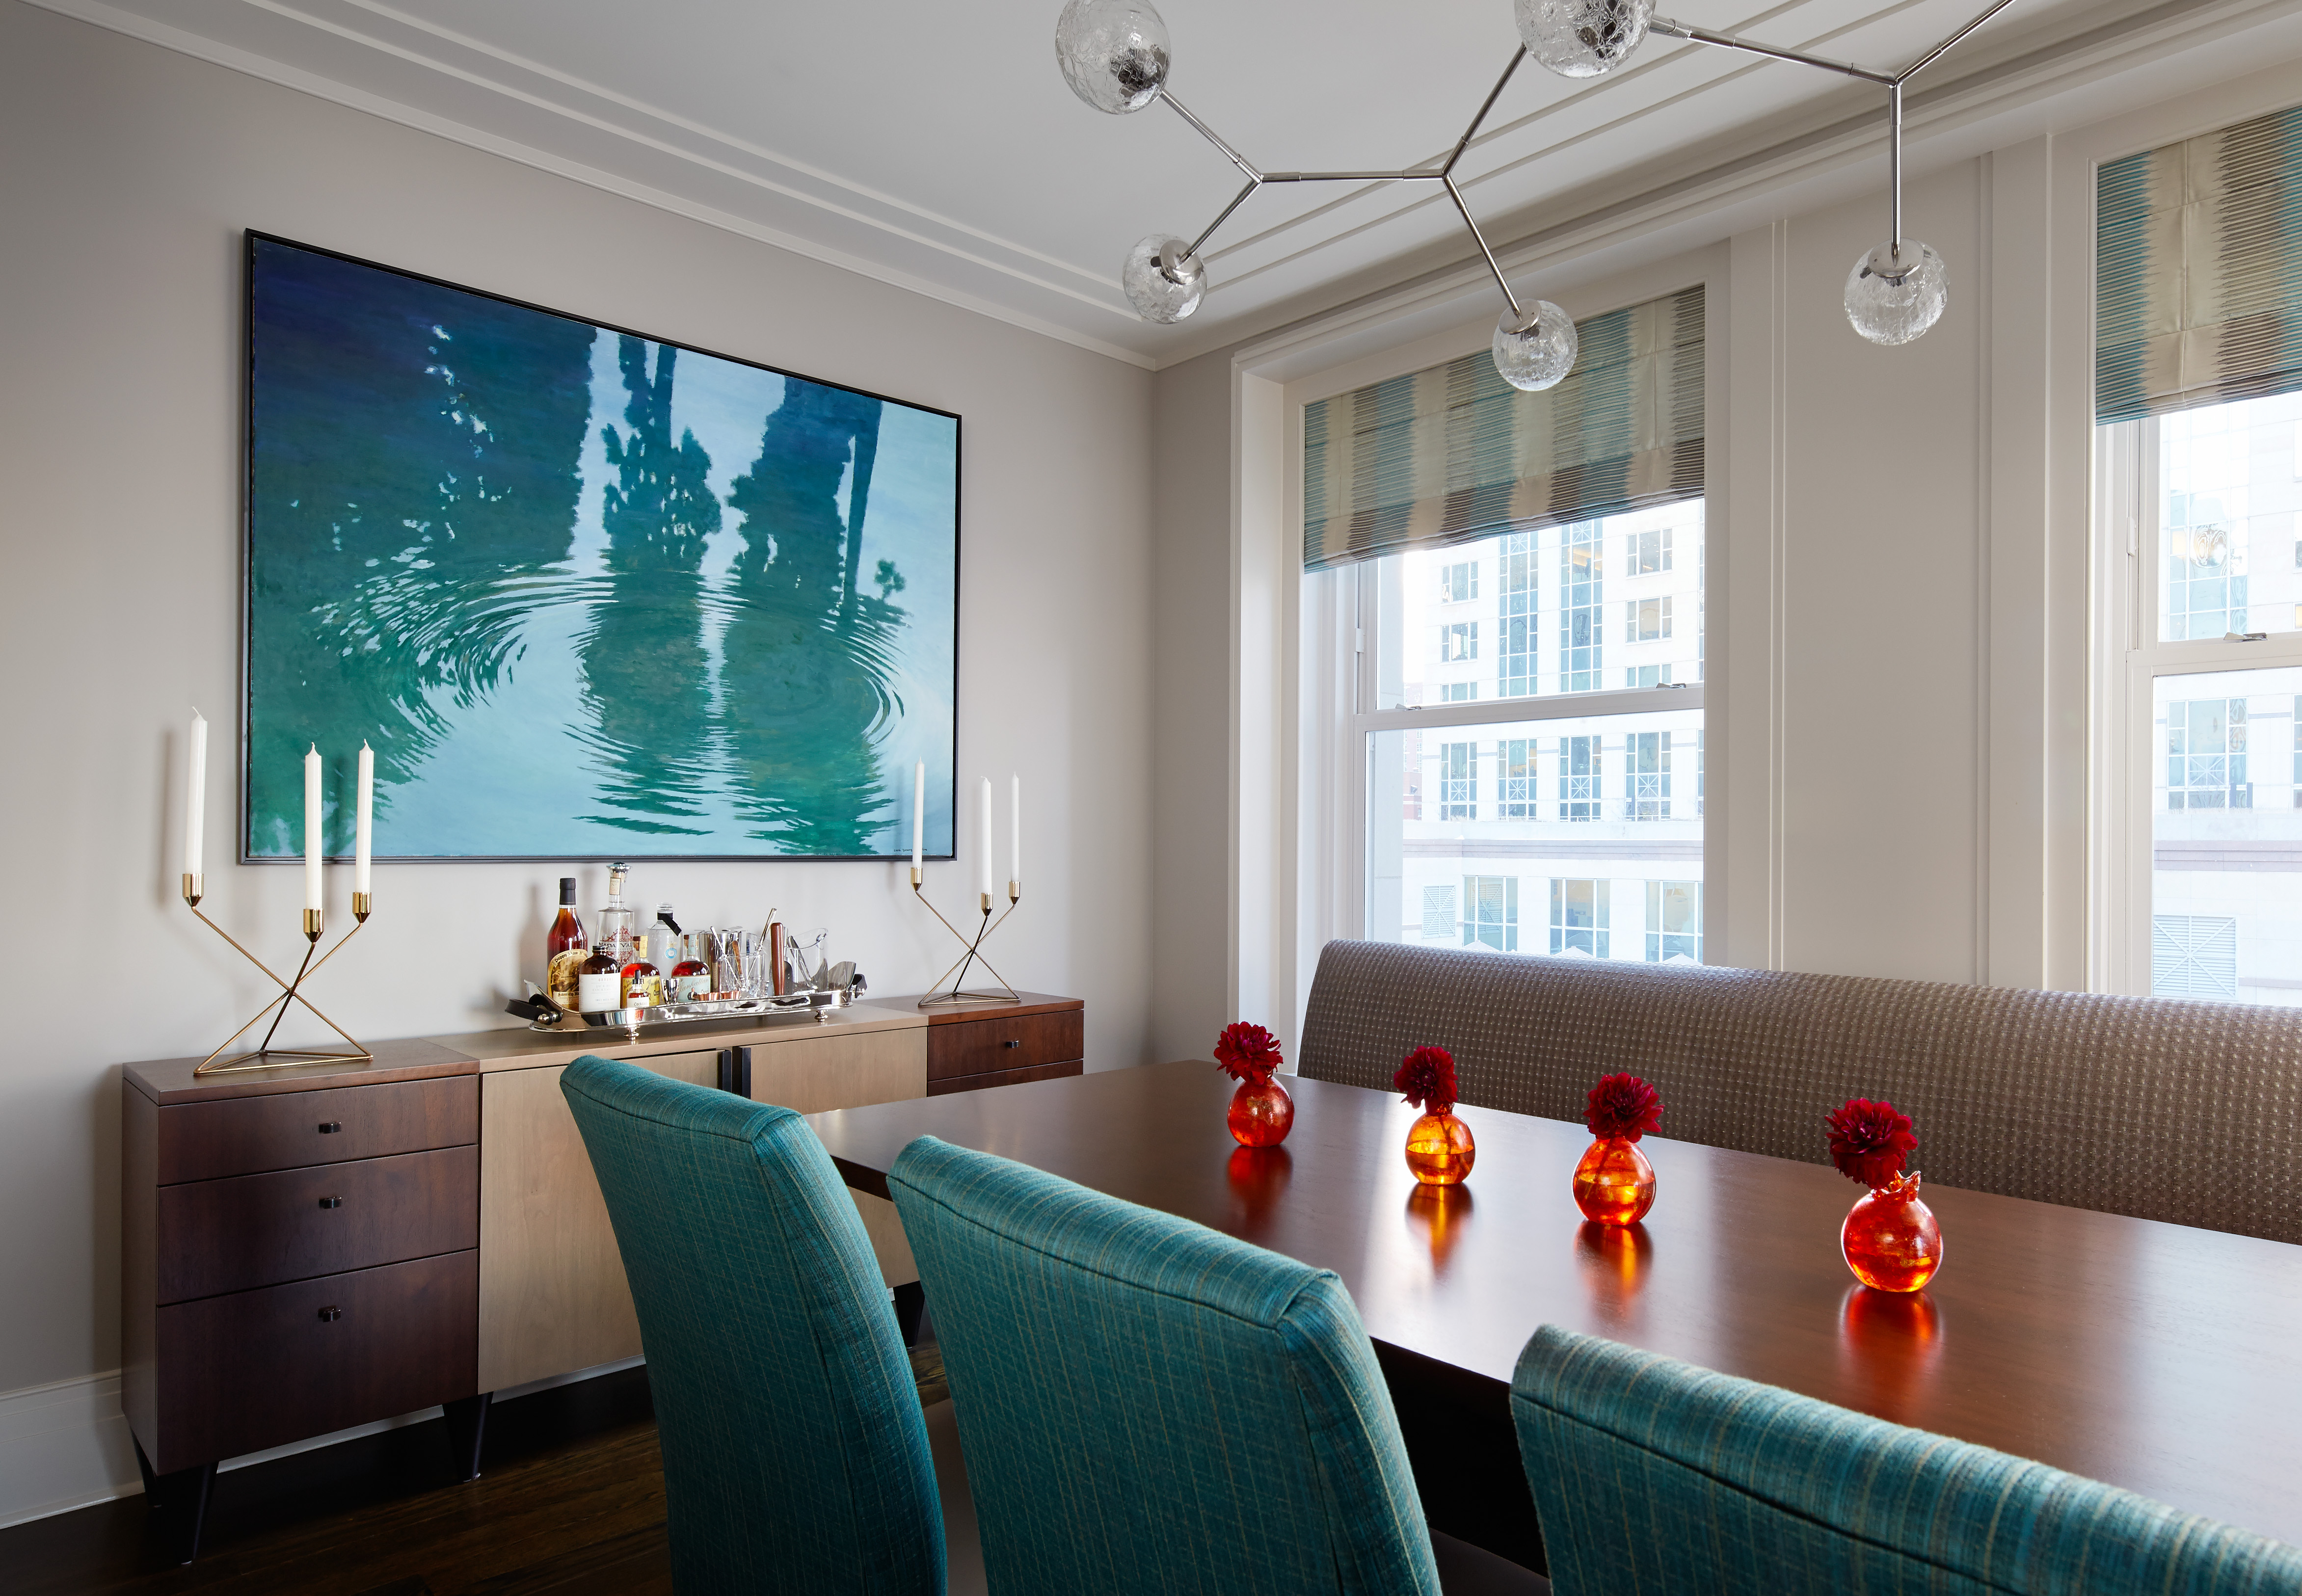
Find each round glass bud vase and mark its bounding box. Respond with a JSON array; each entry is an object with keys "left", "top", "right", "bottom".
[
  {"left": 1404, "top": 1111, "right": 1476, "bottom": 1185},
  {"left": 1841, "top": 1172, "right": 1943, "bottom": 1292},
  {"left": 1572, "top": 1136, "right": 1655, "bottom": 1225},
  {"left": 1227, "top": 1076, "right": 1294, "bottom": 1147}
]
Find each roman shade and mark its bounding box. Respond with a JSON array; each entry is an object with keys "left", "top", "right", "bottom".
[
  {"left": 1302, "top": 285, "right": 1704, "bottom": 573},
  {"left": 2097, "top": 102, "right": 2302, "bottom": 424}
]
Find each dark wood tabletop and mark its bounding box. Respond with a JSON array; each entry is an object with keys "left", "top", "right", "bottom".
[{"left": 811, "top": 1059, "right": 2302, "bottom": 1549}]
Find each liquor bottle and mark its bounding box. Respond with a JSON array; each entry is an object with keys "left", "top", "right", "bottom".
[
  {"left": 545, "top": 878, "right": 588, "bottom": 1014},
  {"left": 668, "top": 920, "right": 712, "bottom": 1001},
  {"left": 622, "top": 929, "right": 664, "bottom": 1011},
  {"left": 576, "top": 864, "right": 635, "bottom": 1012}
]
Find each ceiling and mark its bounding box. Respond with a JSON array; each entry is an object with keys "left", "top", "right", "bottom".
[{"left": 38, "top": 0, "right": 2302, "bottom": 366}]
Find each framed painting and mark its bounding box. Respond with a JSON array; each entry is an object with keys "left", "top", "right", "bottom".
[{"left": 241, "top": 233, "right": 959, "bottom": 861}]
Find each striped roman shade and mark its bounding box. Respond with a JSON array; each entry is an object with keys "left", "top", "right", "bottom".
[
  {"left": 1302, "top": 286, "right": 1703, "bottom": 573},
  {"left": 2097, "top": 103, "right": 2302, "bottom": 424}
]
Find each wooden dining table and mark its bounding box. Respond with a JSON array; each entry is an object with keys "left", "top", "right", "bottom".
[{"left": 810, "top": 1058, "right": 2302, "bottom": 1567}]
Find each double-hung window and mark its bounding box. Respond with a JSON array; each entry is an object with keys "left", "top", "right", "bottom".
[
  {"left": 2095, "top": 104, "right": 2302, "bottom": 1006},
  {"left": 1307, "top": 287, "right": 1707, "bottom": 965}
]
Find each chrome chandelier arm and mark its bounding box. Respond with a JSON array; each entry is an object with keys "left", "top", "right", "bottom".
[
  {"left": 1444, "top": 46, "right": 1530, "bottom": 177},
  {"left": 1897, "top": 0, "right": 2024, "bottom": 82},
  {"left": 1445, "top": 174, "right": 1522, "bottom": 319},
  {"left": 1648, "top": 17, "right": 1895, "bottom": 83},
  {"left": 1160, "top": 91, "right": 1261, "bottom": 181},
  {"left": 1183, "top": 178, "right": 1262, "bottom": 262}
]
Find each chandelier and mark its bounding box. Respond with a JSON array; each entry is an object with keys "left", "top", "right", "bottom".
[{"left": 1054, "top": 0, "right": 2023, "bottom": 389}]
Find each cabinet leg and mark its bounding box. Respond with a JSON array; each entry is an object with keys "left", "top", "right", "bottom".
[
  {"left": 135, "top": 1442, "right": 216, "bottom": 1566},
  {"left": 444, "top": 1392, "right": 492, "bottom": 1483}
]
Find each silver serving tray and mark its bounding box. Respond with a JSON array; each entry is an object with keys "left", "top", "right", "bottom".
[{"left": 570, "top": 986, "right": 852, "bottom": 1031}]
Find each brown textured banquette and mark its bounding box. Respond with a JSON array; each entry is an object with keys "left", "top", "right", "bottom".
[{"left": 1297, "top": 939, "right": 2302, "bottom": 1245}]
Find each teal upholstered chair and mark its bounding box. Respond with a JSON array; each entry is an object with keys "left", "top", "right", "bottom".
[
  {"left": 561, "top": 1056, "right": 945, "bottom": 1595},
  {"left": 1511, "top": 1323, "right": 2302, "bottom": 1595},
  {"left": 888, "top": 1134, "right": 1441, "bottom": 1596}
]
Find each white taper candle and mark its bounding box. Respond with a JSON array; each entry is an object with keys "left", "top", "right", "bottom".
[
  {"left": 1010, "top": 773, "right": 1020, "bottom": 888},
  {"left": 184, "top": 710, "right": 207, "bottom": 891},
  {"left": 912, "top": 761, "right": 926, "bottom": 871},
  {"left": 354, "top": 742, "right": 374, "bottom": 896},
  {"left": 978, "top": 777, "right": 994, "bottom": 899},
  {"left": 304, "top": 745, "right": 324, "bottom": 912}
]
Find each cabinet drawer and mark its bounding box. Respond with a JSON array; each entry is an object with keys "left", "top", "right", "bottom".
[
  {"left": 157, "top": 1146, "right": 478, "bottom": 1304},
  {"left": 928, "top": 1059, "right": 1084, "bottom": 1096},
  {"left": 927, "top": 1010, "right": 1083, "bottom": 1082},
  {"left": 152, "top": 1250, "right": 477, "bottom": 1473},
  {"left": 159, "top": 1076, "right": 476, "bottom": 1183}
]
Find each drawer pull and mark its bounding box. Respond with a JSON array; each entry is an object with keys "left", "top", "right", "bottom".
[
  {"left": 1004, "top": 1038, "right": 1021, "bottom": 1049},
  {"left": 317, "top": 1306, "right": 342, "bottom": 1323},
  {"left": 318, "top": 1196, "right": 343, "bottom": 1210},
  {"left": 318, "top": 1121, "right": 343, "bottom": 1135}
]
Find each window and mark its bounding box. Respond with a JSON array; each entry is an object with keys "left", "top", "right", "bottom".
[
  {"left": 1646, "top": 881, "right": 1701, "bottom": 963},
  {"left": 1550, "top": 878, "right": 1609, "bottom": 957},
  {"left": 1439, "top": 560, "right": 1478, "bottom": 603},
  {"left": 1440, "top": 620, "right": 1478, "bottom": 662},
  {"left": 1500, "top": 738, "right": 1537, "bottom": 820},
  {"left": 1440, "top": 682, "right": 1477, "bottom": 702},
  {"left": 1560, "top": 734, "right": 1602, "bottom": 821},
  {"left": 1633, "top": 527, "right": 1672, "bottom": 574},
  {"left": 1628, "top": 732, "right": 1670, "bottom": 820},
  {"left": 1438, "top": 742, "right": 1476, "bottom": 821},
  {"left": 1421, "top": 884, "right": 1457, "bottom": 940},
  {"left": 1626, "top": 596, "right": 1672, "bottom": 643},
  {"left": 2165, "top": 698, "right": 2248, "bottom": 809},
  {"left": 2152, "top": 914, "right": 2238, "bottom": 998},
  {"left": 1561, "top": 523, "right": 1604, "bottom": 692},
  {"left": 1627, "top": 664, "right": 1673, "bottom": 690},
  {"left": 1498, "top": 532, "right": 1536, "bottom": 697},
  {"left": 1464, "top": 876, "right": 1520, "bottom": 952}
]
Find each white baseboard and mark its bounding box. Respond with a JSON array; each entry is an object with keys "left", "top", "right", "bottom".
[{"left": 0, "top": 1356, "right": 644, "bottom": 1533}]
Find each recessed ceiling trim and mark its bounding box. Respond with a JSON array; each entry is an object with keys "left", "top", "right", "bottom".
[{"left": 27, "top": 0, "right": 1161, "bottom": 369}]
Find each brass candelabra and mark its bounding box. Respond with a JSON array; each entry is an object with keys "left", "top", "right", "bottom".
[
  {"left": 181, "top": 875, "right": 374, "bottom": 1074},
  {"left": 911, "top": 868, "right": 1022, "bottom": 1006}
]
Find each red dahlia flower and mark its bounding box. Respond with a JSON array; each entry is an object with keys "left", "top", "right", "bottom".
[
  {"left": 1584, "top": 1074, "right": 1664, "bottom": 1142},
  {"left": 1825, "top": 1098, "right": 1918, "bottom": 1189},
  {"left": 1394, "top": 1045, "right": 1459, "bottom": 1116},
  {"left": 1213, "top": 1021, "right": 1283, "bottom": 1084}
]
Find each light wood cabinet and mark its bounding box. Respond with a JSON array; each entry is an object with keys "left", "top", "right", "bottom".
[{"left": 477, "top": 1049, "right": 719, "bottom": 1392}]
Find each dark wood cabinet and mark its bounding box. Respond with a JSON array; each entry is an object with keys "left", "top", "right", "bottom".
[{"left": 876, "top": 992, "right": 1086, "bottom": 1096}]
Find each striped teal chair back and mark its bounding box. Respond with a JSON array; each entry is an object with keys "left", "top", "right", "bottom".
[
  {"left": 561, "top": 1056, "right": 944, "bottom": 1596},
  {"left": 888, "top": 1134, "right": 1440, "bottom": 1596},
  {"left": 1512, "top": 1323, "right": 2302, "bottom": 1595}
]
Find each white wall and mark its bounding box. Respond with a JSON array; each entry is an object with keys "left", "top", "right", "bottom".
[{"left": 0, "top": 0, "right": 1154, "bottom": 1486}]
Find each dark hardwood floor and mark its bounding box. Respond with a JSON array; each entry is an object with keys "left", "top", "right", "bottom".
[{"left": 7, "top": 1367, "right": 670, "bottom": 1596}]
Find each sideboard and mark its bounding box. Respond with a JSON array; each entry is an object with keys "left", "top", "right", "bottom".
[{"left": 119, "top": 991, "right": 1084, "bottom": 1560}]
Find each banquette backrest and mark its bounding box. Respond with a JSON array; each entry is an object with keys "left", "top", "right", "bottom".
[{"left": 1297, "top": 939, "right": 2302, "bottom": 1245}]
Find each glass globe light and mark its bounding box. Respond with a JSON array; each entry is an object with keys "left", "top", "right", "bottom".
[
  {"left": 1493, "top": 302, "right": 1578, "bottom": 391},
  {"left": 1122, "top": 234, "right": 1204, "bottom": 323},
  {"left": 1844, "top": 240, "right": 1948, "bottom": 346},
  {"left": 1515, "top": 0, "right": 1654, "bottom": 78},
  {"left": 1055, "top": 0, "right": 1171, "bottom": 114}
]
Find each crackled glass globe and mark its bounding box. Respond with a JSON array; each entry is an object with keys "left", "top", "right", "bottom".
[
  {"left": 1845, "top": 240, "right": 1948, "bottom": 346},
  {"left": 1122, "top": 234, "right": 1204, "bottom": 323},
  {"left": 1516, "top": 0, "right": 1654, "bottom": 78},
  {"left": 1055, "top": 0, "right": 1171, "bottom": 114},
  {"left": 1493, "top": 302, "right": 1578, "bottom": 391}
]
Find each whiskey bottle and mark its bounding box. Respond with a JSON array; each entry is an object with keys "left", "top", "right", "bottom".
[
  {"left": 576, "top": 863, "right": 635, "bottom": 1012},
  {"left": 670, "top": 936, "right": 712, "bottom": 1001},
  {"left": 545, "top": 878, "right": 589, "bottom": 1013},
  {"left": 621, "top": 933, "right": 664, "bottom": 1011}
]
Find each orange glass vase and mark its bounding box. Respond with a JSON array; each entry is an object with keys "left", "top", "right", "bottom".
[
  {"left": 1572, "top": 1136, "right": 1656, "bottom": 1225},
  {"left": 1404, "top": 1111, "right": 1475, "bottom": 1185},
  {"left": 1227, "top": 1077, "right": 1294, "bottom": 1146},
  {"left": 1841, "top": 1172, "right": 1943, "bottom": 1292}
]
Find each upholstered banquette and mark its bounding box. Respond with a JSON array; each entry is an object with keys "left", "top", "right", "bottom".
[{"left": 1298, "top": 940, "right": 2302, "bottom": 1245}]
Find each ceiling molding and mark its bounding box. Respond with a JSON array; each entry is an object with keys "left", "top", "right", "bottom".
[{"left": 23, "top": 0, "right": 1163, "bottom": 370}]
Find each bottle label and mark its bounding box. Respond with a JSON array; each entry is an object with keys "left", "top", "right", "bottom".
[
  {"left": 577, "top": 973, "right": 620, "bottom": 1011},
  {"left": 672, "top": 974, "right": 709, "bottom": 1002}
]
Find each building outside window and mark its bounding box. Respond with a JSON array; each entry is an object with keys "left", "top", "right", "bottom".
[
  {"left": 1422, "top": 884, "right": 1457, "bottom": 940},
  {"left": 2152, "top": 914, "right": 2239, "bottom": 998},
  {"left": 1628, "top": 732, "right": 1670, "bottom": 820},
  {"left": 1440, "top": 682, "right": 1477, "bottom": 702},
  {"left": 1441, "top": 620, "right": 1478, "bottom": 662},
  {"left": 1438, "top": 742, "right": 1476, "bottom": 821},
  {"left": 1627, "top": 595, "right": 1672, "bottom": 642},
  {"left": 1464, "top": 875, "right": 1519, "bottom": 952},
  {"left": 1440, "top": 559, "right": 1478, "bottom": 603},
  {"left": 1627, "top": 664, "right": 1673, "bottom": 690},
  {"left": 1633, "top": 527, "right": 1672, "bottom": 574},
  {"left": 1551, "top": 878, "right": 1609, "bottom": 957},
  {"left": 1646, "top": 881, "right": 1701, "bottom": 962},
  {"left": 1560, "top": 735, "right": 1602, "bottom": 821}
]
